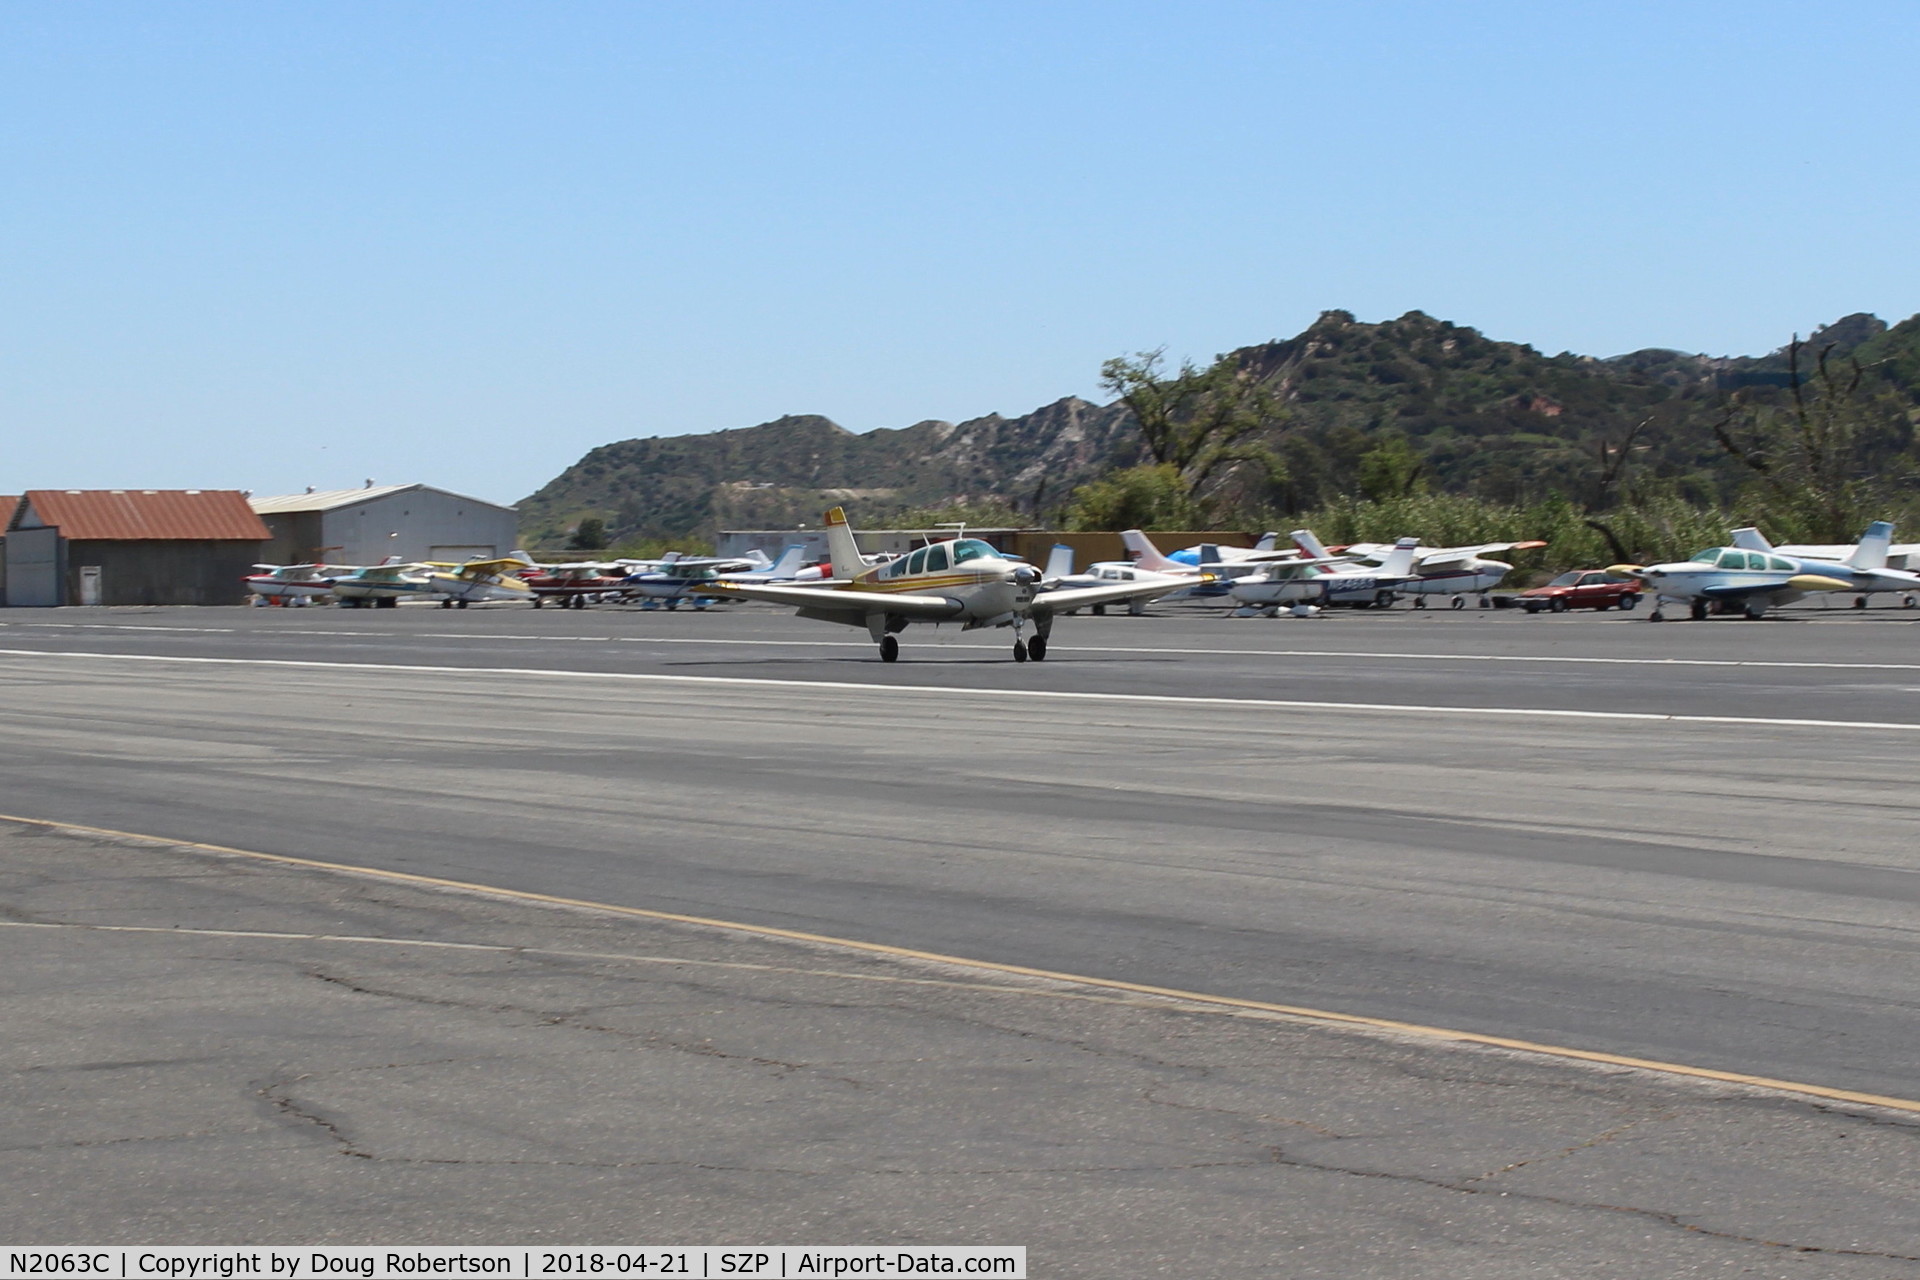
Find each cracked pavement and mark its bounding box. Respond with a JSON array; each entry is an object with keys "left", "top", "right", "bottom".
[{"left": 4, "top": 823, "right": 1918, "bottom": 1278}]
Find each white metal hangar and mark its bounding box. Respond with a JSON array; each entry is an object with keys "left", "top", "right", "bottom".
[{"left": 249, "top": 484, "right": 519, "bottom": 567}]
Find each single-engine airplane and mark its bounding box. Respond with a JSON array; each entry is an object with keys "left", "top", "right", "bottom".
[
  {"left": 1295, "top": 531, "right": 1544, "bottom": 608},
  {"left": 1606, "top": 547, "right": 1853, "bottom": 620},
  {"left": 244, "top": 562, "right": 340, "bottom": 605},
  {"left": 1729, "top": 522, "right": 1920, "bottom": 608},
  {"left": 428, "top": 552, "right": 538, "bottom": 608},
  {"left": 332, "top": 556, "right": 437, "bottom": 608},
  {"left": 703, "top": 507, "right": 1197, "bottom": 661}
]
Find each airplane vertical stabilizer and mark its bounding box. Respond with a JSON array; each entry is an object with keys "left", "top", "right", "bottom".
[
  {"left": 1379, "top": 537, "right": 1420, "bottom": 578},
  {"left": 769, "top": 544, "right": 807, "bottom": 577},
  {"left": 1119, "top": 529, "right": 1186, "bottom": 573},
  {"left": 1291, "top": 529, "right": 1333, "bottom": 559},
  {"left": 1730, "top": 527, "right": 1774, "bottom": 552},
  {"left": 1848, "top": 521, "right": 1895, "bottom": 570},
  {"left": 1255, "top": 531, "right": 1279, "bottom": 551},
  {"left": 1043, "top": 543, "right": 1075, "bottom": 581},
  {"left": 823, "top": 507, "right": 866, "bottom": 580}
]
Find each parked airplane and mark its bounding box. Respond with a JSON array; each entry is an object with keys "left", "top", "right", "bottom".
[
  {"left": 1297, "top": 532, "right": 1545, "bottom": 608},
  {"left": 1606, "top": 548, "right": 1853, "bottom": 620},
  {"left": 1729, "top": 522, "right": 1920, "bottom": 608},
  {"left": 524, "top": 561, "right": 630, "bottom": 608},
  {"left": 332, "top": 557, "right": 438, "bottom": 608},
  {"left": 429, "top": 552, "right": 537, "bottom": 608},
  {"left": 244, "top": 563, "right": 339, "bottom": 605},
  {"left": 1228, "top": 539, "right": 1422, "bottom": 612},
  {"left": 704, "top": 507, "right": 1197, "bottom": 661}
]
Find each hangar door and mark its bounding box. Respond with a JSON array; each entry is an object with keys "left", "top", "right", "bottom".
[{"left": 5, "top": 528, "right": 62, "bottom": 606}]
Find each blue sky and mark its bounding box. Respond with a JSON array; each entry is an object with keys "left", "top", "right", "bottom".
[{"left": 3, "top": 1, "right": 1916, "bottom": 505}]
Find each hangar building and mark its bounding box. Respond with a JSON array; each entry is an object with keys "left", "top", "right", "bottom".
[
  {"left": 4, "top": 489, "right": 271, "bottom": 606},
  {"left": 249, "top": 484, "right": 519, "bottom": 567}
]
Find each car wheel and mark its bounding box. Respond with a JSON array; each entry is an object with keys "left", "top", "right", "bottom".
[
  {"left": 1618, "top": 594, "right": 1638, "bottom": 610},
  {"left": 1550, "top": 597, "right": 1568, "bottom": 613}
]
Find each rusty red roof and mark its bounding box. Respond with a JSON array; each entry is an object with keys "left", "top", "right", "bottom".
[{"left": 20, "top": 490, "right": 270, "bottom": 541}]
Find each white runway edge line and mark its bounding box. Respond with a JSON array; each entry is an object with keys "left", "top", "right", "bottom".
[
  {"left": 6, "top": 647, "right": 1920, "bottom": 733},
  {"left": 9, "top": 621, "right": 1920, "bottom": 672}
]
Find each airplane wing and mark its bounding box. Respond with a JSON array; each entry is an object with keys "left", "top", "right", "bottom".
[
  {"left": 1416, "top": 540, "right": 1547, "bottom": 569},
  {"left": 1700, "top": 574, "right": 1852, "bottom": 599},
  {"left": 703, "top": 580, "right": 965, "bottom": 619},
  {"left": 1029, "top": 573, "right": 1198, "bottom": 616}
]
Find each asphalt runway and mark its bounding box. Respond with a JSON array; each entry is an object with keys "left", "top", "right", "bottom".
[{"left": 2, "top": 600, "right": 1918, "bottom": 1108}]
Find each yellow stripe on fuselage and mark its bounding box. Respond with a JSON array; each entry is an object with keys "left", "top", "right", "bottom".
[{"left": 846, "top": 571, "right": 1002, "bottom": 594}]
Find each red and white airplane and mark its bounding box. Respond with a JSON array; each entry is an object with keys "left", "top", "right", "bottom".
[
  {"left": 704, "top": 508, "right": 1195, "bottom": 662},
  {"left": 244, "top": 563, "right": 341, "bottom": 605}
]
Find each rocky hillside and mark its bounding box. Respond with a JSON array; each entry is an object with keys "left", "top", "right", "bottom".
[{"left": 519, "top": 310, "right": 1920, "bottom": 544}]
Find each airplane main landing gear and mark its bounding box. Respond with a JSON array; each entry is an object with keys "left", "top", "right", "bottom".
[
  {"left": 1855, "top": 595, "right": 1869, "bottom": 609},
  {"left": 879, "top": 635, "right": 899, "bottom": 663},
  {"left": 1412, "top": 597, "right": 1427, "bottom": 610},
  {"left": 1028, "top": 634, "right": 1047, "bottom": 661},
  {"left": 1450, "top": 595, "right": 1466, "bottom": 609},
  {"left": 1690, "top": 600, "right": 1710, "bottom": 621}
]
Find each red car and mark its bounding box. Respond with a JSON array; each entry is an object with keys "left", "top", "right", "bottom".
[{"left": 1514, "top": 570, "right": 1641, "bottom": 612}]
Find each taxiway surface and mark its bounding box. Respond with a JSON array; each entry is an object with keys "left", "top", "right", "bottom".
[{"left": 2, "top": 602, "right": 1917, "bottom": 1105}]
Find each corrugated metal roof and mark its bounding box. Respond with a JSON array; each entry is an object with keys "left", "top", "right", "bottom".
[
  {"left": 249, "top": 483, "right": 513, "bottom": 515},
  {"left": 0, "top": 497, "right": 18, "bottom": 532},
  {"left": 249, "top": 483, "right": 418, "bottom": 514},
  {"left": 22, "top": 490, "right": 270, "bottom": 541}
]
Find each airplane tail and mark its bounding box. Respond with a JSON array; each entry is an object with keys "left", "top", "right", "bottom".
[
  {"left": 380, "top": 554, "right": 404, "bottom": 566},
  {"left": 823, "top": 507, "right": 866, "bottom": 580},
  {"left": 1119, "top": 529, "right": 1185, "bottom": 573},
  {"left": 768, "top": 544, "right": 807, "bottom": 578},
  {"left": 1043, "top": 543, "right": 1075, "bottom": 581},
  {"left": 742, "top": 549, "right": 772, "bottom": 570},
  {"left": 1254, "top": 531, "right": 1279, "bottom": 551},
  {"left": 1848, "top": 521, "right": 1894, "bottom": 570},
  {"left": 1729, "top": 527, "right": 1774, "bottom": 553},
  {"left": 507, "top": 549, "right": 534, "bottom": 567},
  {"left": 1378, "top": 537, "right": 1420, "bottom": 578},
  {"left": 1291, "top": 529, "right": 1333, "bottom": 559}
]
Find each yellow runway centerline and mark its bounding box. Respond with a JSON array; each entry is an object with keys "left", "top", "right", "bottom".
[{"left": 5, "top": 810, "right": 1918, "bottom": 1118}]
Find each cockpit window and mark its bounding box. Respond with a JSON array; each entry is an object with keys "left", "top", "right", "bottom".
[
  {"left": 907, "top": 549, "right": 927, "bottom": 575},
  {"left": 1767, "top": 555, "right": 1795, "bottom": 572},
  {"left": 925, "top": 544, "right": 949, "bottom": 572},
  {"left": 1713, "top": 549, "right": 1748, "bottom": 570},
  {"left": 951, "top": 539, "right": 994, "bottom": 564}
]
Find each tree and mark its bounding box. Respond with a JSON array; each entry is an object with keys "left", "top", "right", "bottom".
[
  {"left": 567, "top": 516, "right": 609, "bottom": 551},
  {"left": 1355, "top": 432, "right": 1427, "bottom": 502},
  {"left": 1062, "top": 463, "right": 1200, "bottom": 531},
  {"left": 1098, "top": 348, "right": 1287, "bottom": 521},
  {"left": 1711, "top": 339, "right": 1905, "bottom": 542}
]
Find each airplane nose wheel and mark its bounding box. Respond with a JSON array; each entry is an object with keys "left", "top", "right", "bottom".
[
  {"left": 1013, "top": 639, "right": 1028, "bottom": 663},
  {"left": 879, "top": 635, "right": 899, "bottom": 662}
]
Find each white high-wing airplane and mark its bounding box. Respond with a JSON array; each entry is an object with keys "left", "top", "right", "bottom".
[
  {"left": 1729, "top": 522, "right": 1920, "bottom": 608},
  {"left": 332, "top": 556, "right": 438, "bottom": 608},
  {"left": 244, "top": 563, "right": 340, "bottom": 604},
  {"left": 704, "top": 507, "right": 1198, "bottom": 661},
  {"left": 1228, "top": 539, "right": 1422, "bottom": 611},
  {"left": 1606, "top": 547, "right": 1853, "bottom": 620},
  {"left": 1298, "top": 532, "right": 1545, "bottom": 608},
  {"left": 428, "top": 552, "right": 538, "bottom": 608}
]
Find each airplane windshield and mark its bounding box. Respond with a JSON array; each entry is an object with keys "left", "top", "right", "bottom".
[
  {"left": 1691, "top": 548, "right": 1725, "bottom": 564},
  {"left": 951, "top": 539, "right": 995, "bottom": 564}
]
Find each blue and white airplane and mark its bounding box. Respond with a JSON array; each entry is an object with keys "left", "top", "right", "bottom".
[
  {"left": 1607, "top": 548, "right": 1853, "bottom": 620},
  {"left": 1729, "top": 522, "right": 1920, "bottom": 608}
]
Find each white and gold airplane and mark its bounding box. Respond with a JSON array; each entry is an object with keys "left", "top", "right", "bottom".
[
  {"left": 427, "top": 552, "right": 538, "bottom": 608},
  {"left": 704, "top": 507, "right": 1195, "bottom": 662}
]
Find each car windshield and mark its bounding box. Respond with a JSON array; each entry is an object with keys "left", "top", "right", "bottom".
[{"left": 1548, "top": 572, "right": 1582, "bottom": 586}]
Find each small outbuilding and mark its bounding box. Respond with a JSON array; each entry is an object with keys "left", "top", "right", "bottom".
[
  {"left": 4, "top": 489, "right": 271, "bottom": 607},
  {"left": 249, "top": 483, "right": 519, "bottom": 567}
]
